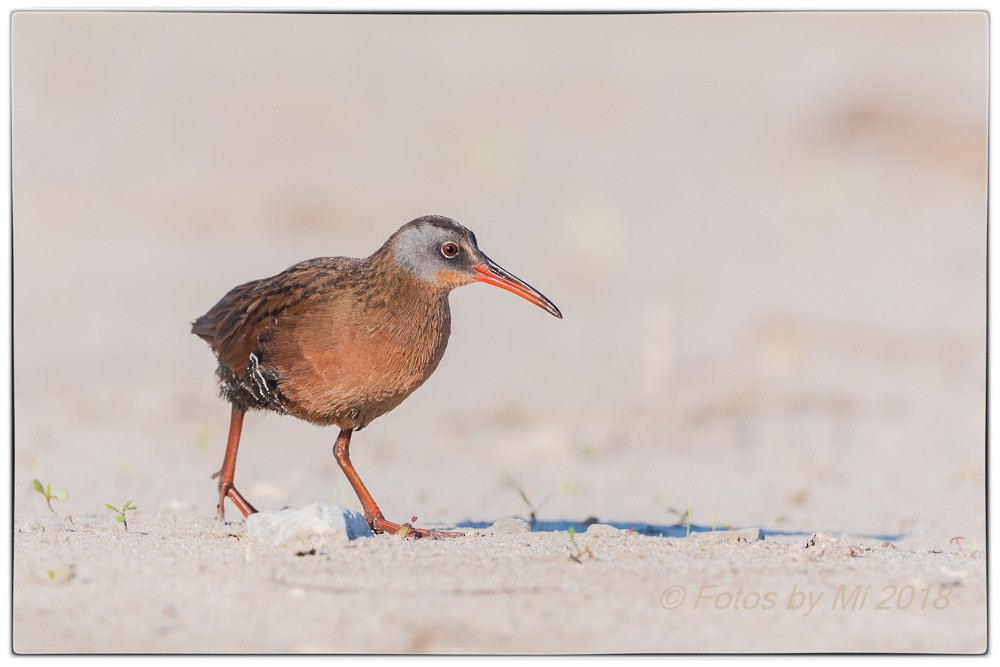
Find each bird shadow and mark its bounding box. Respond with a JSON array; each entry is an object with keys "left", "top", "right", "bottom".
[{"left": 455, "top": 518, "right": 904, "bottom": 542}]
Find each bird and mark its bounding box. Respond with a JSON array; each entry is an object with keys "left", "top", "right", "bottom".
[{"left": 192, "top": 215, "right": 562, "bottom": 538}]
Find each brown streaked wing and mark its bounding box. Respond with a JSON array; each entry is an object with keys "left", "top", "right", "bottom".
[{"left": 192, "top": 257, "right": 360, "bottom": 373}]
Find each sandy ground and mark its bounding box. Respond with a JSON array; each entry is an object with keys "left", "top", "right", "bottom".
[{"left": 11, "top": 11, "right": 988, "bottom": 654}]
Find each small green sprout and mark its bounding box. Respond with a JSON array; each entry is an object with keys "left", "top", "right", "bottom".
[
  {"left": 104, "top": 500, "right": 137, "bottom": 531},
  {"left": 498, "top": 471, "right": 550, "bottom": 526},
  {"left": 517, "top": 488, "right": 538, "bottom": 524},
  {"left": 667, "top": 503, "right": 694, "bottom": 536},
  {"left": 567, "top": 526, "right": 595, "bottom": 563},
  {"left": 32, "top": 479, "right": 68, "bottom": 514},
  {"left": 398, "top": 515, "right": 418, "bottom": 539}
]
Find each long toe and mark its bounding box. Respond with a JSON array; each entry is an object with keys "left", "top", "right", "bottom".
[
  {"left": 411, "top": 527, "right": 465, "bottom": 539},
  {"left": 368, "top": 515, "right": 463, "bottom": 539}
]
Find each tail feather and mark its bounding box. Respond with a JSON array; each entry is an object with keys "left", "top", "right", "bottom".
[{"left": 191, "top": 314, "right": 217, "bottom": 342}]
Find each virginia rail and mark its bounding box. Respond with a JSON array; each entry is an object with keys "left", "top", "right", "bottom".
[{"left": 193, "top": 215, "right": 561, "bottom": 538}]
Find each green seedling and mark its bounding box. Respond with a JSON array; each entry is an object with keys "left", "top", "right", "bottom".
[
  {"left": 668, "top": 503, "right": 693, "bottom": 537},
  {"left": 104, "top": 500, "right": 137, "bottom": 531},
  {"left": 398, "top": 515, "right": 418, "bottom": 539},
  {"left": 498, "top": 470, "right": 550, "bottom": 525},
  {"left": 517, "top": 488, "right": 538, "bottom": 524},
  {"left": 514, "top": 486, "right": 551, "bottom": 526},
  {"left": 567, "top": 526, "right": 595, "bottom": 563},
  {"left": 32, "top": 479, "right": 68, "bottom": 514}
]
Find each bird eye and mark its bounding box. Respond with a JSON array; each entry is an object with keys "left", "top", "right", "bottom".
[{"left": 441, "top": 242, "right": 459, "bottom": 258}]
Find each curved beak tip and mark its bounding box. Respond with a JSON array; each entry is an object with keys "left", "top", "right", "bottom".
[{"left": 473, "top": 261, "right": 562, "bottom": 320}]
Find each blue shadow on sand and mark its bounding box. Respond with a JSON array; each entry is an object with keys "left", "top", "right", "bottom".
[{"left": 455, "top": 518, "right": 903, "bottom": 542}]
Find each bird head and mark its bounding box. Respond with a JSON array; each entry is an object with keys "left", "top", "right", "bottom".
[{"left": 390, "top": 215, "right": 562, "bottom": 319}]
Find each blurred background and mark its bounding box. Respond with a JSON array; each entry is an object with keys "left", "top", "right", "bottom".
[{"left": 12, "top": 12, "right": 986, "bottom": 547}]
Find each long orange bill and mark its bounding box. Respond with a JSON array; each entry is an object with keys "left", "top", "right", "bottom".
[{"left": 473, "top": 258, "right": 563, "bottom": 319}]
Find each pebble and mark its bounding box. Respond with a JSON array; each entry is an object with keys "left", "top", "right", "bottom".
[
  {"left": 485, "top": 517, "right": 532, "bottom": 535},
  {"left": 585, "top": 523, "right": 623, "bottom": 538},
  {"left": 689, "top": 527, "right": 765, "bottom": 544},
  {"left": 245, "top": 502, "right": 372, "bottom": 553},
  {"left": 18, "top": 516, "right": 70, "bottom": 532}
]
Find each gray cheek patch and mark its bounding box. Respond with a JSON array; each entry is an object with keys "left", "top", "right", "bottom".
[{"left": 394, "top": 227, "right": 441, "bottom": 282}]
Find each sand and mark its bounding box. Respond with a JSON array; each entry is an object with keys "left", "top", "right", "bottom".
[
  {"left": 12, "top": 514, "right": 987, "bottom": 654},
  {"left": 10, "top": 11, "right": 987, "bottom": 654}
]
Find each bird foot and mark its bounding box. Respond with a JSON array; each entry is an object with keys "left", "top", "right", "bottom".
[
  {"left": 366, "top": 514, "right": 463, "bottom": 539},
  {"left": 211, "top": 471, "right": 257, "bottom": 520}
]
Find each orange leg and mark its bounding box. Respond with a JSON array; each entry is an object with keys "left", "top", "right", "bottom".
[
  {"left": 332, "top": 429, "right": 461, "bottom": 539},
  {"left": 211, "top": 406, "right": 258, "bottom": 520}
]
